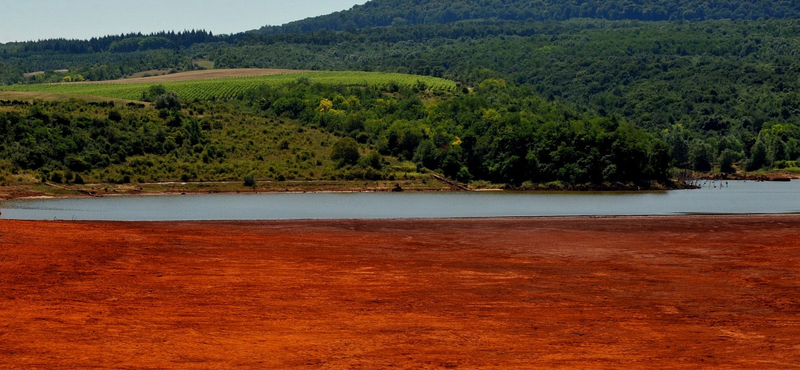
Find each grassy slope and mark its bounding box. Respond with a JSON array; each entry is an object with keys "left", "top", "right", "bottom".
[
  {"left": 0, "top": 70, "right": 454, "bottom": 198},
  {"left": 0, "top": 71, "right": 457, "bottom": 102}
]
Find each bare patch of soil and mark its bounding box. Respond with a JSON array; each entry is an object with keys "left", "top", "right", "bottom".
[
  {"left": 0, "top": 91, "right": 144, "bottom": 104},
  {"left": 97, "top": 68, "right": 310, "bottom": 84},
  {"left": 1, "top": 216, "right": 799, "bottom": 368}
]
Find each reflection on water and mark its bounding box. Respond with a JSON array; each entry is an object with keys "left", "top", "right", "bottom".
[{"left": 1, "top": 180, "right": 798, "bottom": 221}]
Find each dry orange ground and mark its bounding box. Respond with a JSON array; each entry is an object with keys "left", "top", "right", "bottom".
[{"left": 1, "top": 216, "right": 799, "bottom": 369}]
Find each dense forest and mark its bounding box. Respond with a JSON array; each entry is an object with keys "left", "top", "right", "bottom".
[
  {"left": 2, "top": 0, "right": 800, "bottom": 186},
  {"left": 259, "top": 0, "right": 800, "bottom": 34}
]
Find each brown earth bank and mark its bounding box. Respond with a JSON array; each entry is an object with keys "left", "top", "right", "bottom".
[
  {"left": 1, "top": 216, "right": 799, "bottom": 369},
  {"left": 0, "top": 91, "right": 146, "bottom": 105},
  {"left": 94, "top": 68, "right": 309, "bottom": 84},
  {"left": 0, "top": 178, "right": 452, "bottom": 201}
]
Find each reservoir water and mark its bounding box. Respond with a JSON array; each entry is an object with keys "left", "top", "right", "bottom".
[{"left": 1, "top": 180, "right": 798, "bottom": 221}]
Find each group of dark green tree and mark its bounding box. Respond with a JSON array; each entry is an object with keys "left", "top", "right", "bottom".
[{"left": 248, "top": 79, "right": 674, "bottom": 187}]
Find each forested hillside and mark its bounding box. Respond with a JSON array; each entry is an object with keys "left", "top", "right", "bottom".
[
  {"left": 259, "top": 0, "right": 800, "bottom": 34},
  {"left": 2, "top": 0, "right": 800, "bottom": 187},
  {"left": 0, "top": 79, "right": 670, "bottom": 188},
  {"left": 203, "top": 19, "right": 800, "bottom": 173}
]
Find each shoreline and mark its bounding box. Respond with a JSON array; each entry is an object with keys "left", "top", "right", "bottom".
[
  {"left": 0, "top": 178, "right": 454, "bottom": 201},
  {"left": 4, "top": 213, "right": 800, "bottom": 224},
  {"left": 0, "top": 171, "right": 795, "bottom": 201}
]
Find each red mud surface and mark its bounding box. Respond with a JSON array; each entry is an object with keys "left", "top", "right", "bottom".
[{"left": 1, "top": 216, "right": 799, "bottom": 369}]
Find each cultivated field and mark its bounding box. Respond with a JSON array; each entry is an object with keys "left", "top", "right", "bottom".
[
  {"left": 0, "top": 69, "right": 458, "bottom": 102},
  {"left": 1, "top": 216, "right": 798, "bottom": 368}
]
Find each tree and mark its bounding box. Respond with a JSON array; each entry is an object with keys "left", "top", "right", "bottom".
[
  {"left": 747, "top": 139, "right": 768, "bottom": 171},
  {"left": 648, "top": 139, "right": 672, "bottom": 181},
  {"left": 667, "top": 129, "right": 690, "bottom": 168},
  {"left": 331, "top": 137, "right": 361, "bottom": 167},
  {"left": 767, "top": 137, "right": 788, "bottom": 165},
  {"left": 689, "top": 139, "right": 713, "bottom": 172},
  {"left": 143, "top": 85, "right": 167, "bottom": 102},
  {"left": 719, "top": 149, "right": 742, "bottom": 173}
]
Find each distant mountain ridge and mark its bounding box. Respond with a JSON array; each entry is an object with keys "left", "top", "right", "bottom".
[{"left": 259, "top": 0, "right": 800, "bottom": 34}]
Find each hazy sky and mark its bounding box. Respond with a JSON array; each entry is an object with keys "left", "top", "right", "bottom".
[{"left": 0, "top": 0, "right": 368, "bottom": 43}]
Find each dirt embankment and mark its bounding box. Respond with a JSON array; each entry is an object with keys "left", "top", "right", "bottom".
[
  {"left": 84, "top": 68, "right": 310, "bottom": 84},
  {"left": 1, "top": 216, "right": 799, "bottom": 369},
  {"left": 0, "top": 178, "right": 453, "bottom": 201}
]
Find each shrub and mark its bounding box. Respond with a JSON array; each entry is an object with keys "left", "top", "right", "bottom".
[
  {"left": 154, "top": 92, "right": 182, "bottom": 111},
  {"left": 359, "top": 152, "right": 383, "bottom": 170},
  {"left": 108, "top": 110, "right": 122, "bottom": 122},
  {"left": 243, "top": 174, "right": 257, "bottom": 187},
  {"left": 331, "top": 137, "right": 361, "bottom": 167},
  {"left": 49, "top": 172, "right": 63, "bottom": 184},
  {"left": 143, "top": 85, "right": 167, "bottom": 101},
  {"left": 65, "top": 154, "right": 91, "bottom": 172}
]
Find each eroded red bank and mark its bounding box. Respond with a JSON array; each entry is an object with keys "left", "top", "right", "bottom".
[{"left": 1, "top": 216, "right": 799, "bottom": 369}]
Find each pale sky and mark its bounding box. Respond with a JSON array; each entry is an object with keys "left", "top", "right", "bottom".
[{"left": 0, "top": 0, "right": 369, "bottom": 43}]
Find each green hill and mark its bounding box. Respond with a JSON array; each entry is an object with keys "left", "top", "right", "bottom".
[
  {"left": 0, "top": 76, "right": 672, "bottom": 189},
  {"left": 2, "top": 0, "right": 800, "bottom": 184}
]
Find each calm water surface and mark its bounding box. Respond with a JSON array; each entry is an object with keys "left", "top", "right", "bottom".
[{"left": 1, "top": 180, "right": 798, "bottom": 221}]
